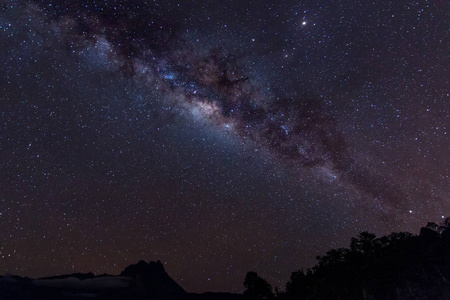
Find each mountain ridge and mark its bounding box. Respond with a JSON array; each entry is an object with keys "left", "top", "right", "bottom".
[{"left": 0, "top": 260, "right": 241, "bottom": 300}]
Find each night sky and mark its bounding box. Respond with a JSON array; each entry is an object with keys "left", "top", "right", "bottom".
[{"left": 1, "top": 0, "right": 449, "bottom": 293}]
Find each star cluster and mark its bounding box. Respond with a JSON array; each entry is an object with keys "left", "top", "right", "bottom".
[{"left": 1, "top": 0, "right": 448, "bottom": 293}]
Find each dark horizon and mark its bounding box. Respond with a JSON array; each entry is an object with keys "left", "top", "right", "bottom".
[
  {"left": 2, "top": 220, "right": 450, "bottom": 299},
  {"left": 1, "top": 0, "right": 448, "bottom": 294}
]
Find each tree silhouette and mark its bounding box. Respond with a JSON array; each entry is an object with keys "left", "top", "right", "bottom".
[
  {"left": 350, "top": 231, "right": 377, "bottom": 253},
  {"left": 281, "top": 221, "right": 450, "bottom": 299},
  {"left": 284, "top": 269, "right": 312, "bottom": 300},
  {"left": 243, "top": 272, "right": 274, "bottom": 300}
]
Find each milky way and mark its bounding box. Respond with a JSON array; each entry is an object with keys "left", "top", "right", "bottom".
[
  {"left": 1, "top": 0, "right": 449, "bottom": 293},
  {"left": 29, "top": 0, "right": 395, "bottom": 205}
]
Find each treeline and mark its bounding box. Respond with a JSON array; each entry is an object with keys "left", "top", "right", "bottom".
[{"left": 243, "top": 219, "right": 450, "bottom": 300}]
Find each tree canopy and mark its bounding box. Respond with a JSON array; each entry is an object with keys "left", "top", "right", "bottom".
[{"left": 245, "top": 219, "right": 450, "bottom": 300}]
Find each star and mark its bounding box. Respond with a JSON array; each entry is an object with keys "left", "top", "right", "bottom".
[{"left": 0, "top": 0, "right": 447, "bottom": 294}]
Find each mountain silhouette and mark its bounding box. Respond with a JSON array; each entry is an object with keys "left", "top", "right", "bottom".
[
  {"left": 0, "top": 260, "right": 233, "bottom": 300},
  {"left": 120, "top": 260, "right": 187, "bottom": 300}
]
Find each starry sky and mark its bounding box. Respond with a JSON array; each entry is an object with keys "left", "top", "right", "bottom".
[{"left": 0, "top": 0, "right": 449, "bottom": 293}]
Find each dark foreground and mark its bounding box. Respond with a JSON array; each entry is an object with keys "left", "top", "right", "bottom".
[
  {"left": 2, "top": 220, "right": 450, "bottom": 300},
  {"left": 0, "top": 260, "right": 241, "bottom": 300}
]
